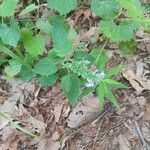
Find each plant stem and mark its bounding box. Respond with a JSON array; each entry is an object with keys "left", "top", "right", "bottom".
[{"left": 92, "top": 39, "right": 109, "bottom": 67}]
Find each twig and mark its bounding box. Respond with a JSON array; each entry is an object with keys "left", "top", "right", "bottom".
[
  {"left": 136, "top": 39, "right": 150, "bottom": 42},
  {"left": 133, "top": 120, "right": 150, "bottom": 150},
  {"left": 92, "top": 118, "right": 104, "bottom": 149}
]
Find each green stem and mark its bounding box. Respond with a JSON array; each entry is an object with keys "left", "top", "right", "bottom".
[
  {"left": 92, "top": 39, "right": 109, "bottom": 67},
  {"left": 0, "top": 112, "right": 37, "bottom": 138},
  {"left": 0, "top": 43, "right": 32, "bottom": 69}
]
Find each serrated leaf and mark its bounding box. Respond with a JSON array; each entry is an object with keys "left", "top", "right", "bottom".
[
  {"left": 49, "top": 15, "right": 69, "bottom": 31},
  {"left": 33, "top": 57, "right": 57, "bottom": 76},
  {"left": 10, "top": 19, "right": 20, "bottom": 32},
  {"left": 21, "top": 29, "right": 45, "bottom": 57},
  {"left": 61, "top": 74, "right": 80, "bottom": 104},
  {"left": 119, "top": 40, "right": 137, "bottom": 54},
  {"left": 47, "top": 0, "right": 77, "bottom": 15},
  {"left": 105, "top": 65, "right": 125, "bottom": 78},
  {"left": 0, "top": 0, "right": 19, "bottom": 17},
  {"left": 20, "top": 66, "right": 36, "bottom": 82},
  {"left": 100, "top": 21, "right": 139, "bottom": 42},
  {"left": 103, "top": 79, "right": 128, "bottom": 89},
  {"left": 5, "top": 60, "right": 22, "bottom": 77},
  {"left": 20, "top": 4, "right": 38, "bottom": 15},
  {"left": 97, "top": 81, "right": 107, "bottom": 109},
  {"left": 118, "top": 0, "right": 142, "bottom": 19},
  {"left": 38, "top": 74, "right": 58, "bottom": 87},
  {"left": 91, "top": 0, "right": 121, "bottom": 20},
  {"left": 50, "top": 16, "right": 73, "bottom": 57},
  {"left": 74, "top": 51, "right": 93, "bottom": 62},
  {"left": 106, "top": 89, "right": 121, "bottom": 112},
  {"left": 36, "top": 20, "right": 52, "bottom": 34},
  {"left": 0, "top": 24, "right": 20, "bottom": 47}
]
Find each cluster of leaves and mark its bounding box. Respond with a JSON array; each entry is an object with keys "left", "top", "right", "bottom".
[{"left": 0, "top": 0, "right": 149, "bottom": 111}]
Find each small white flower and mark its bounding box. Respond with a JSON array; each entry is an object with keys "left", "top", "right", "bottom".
[
  {"left": 96, "top": 70, "right": 105, "bottom": 80},
  {"left": 84, "top": 60, "right": 91, "bottom": 65},
  {"left": 85, "top": 79, "right": 95, "bottom": 87}
]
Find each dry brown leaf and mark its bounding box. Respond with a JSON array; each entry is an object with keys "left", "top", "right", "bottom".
[
  {"left": 74, "top": 9, "right": 92, "bottom": 25},
  {"left": 137, "top": 96, "right": 147, "bottom": 108},
  {"left": 62, "top": 105, "right": 70, "bottom": 118},
  {"left": 0, "top": 117, "right": 9, "bottom": 130},
  {"left": 0, "top": 134, "right": 23, "bottom": 150},
  {"left": 37, "top": 138, "right": 61, "bottom": 150},
  {"left": 117, "top": 134, "right": 131, "bottom": 150},
  {"left": 143, "top": 103, "right": 150, "bottom": 121},
  {"left": 53, "top": 104, "right": 63, "bottom": 123},
  {"left": 142, "top": 126, "right": 150, "bottom": 142},
  {"left": 74, "top": 27, "right": 99, "bottom": 47},
  {"left": 26, "top": 116, "right": 47, "bottom": 134},
  {"left": 52, "top": 131, "right": 61, "bottom": 141},
  {"left": 67, "top": 94, "right": 100, "bottom": 128},
  {"left": 122, "top": 69, "right": 150, "bottom": 93}
]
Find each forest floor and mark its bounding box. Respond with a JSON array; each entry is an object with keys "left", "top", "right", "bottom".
[{"left": 0, "top": 0, "right": 150, "bottom": 150}]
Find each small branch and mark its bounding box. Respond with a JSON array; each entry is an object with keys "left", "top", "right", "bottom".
[{"left": 133, "top": 120, "right": 150, "bottom": 150}]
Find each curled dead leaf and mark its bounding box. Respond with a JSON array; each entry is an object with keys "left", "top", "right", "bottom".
[{"left": 122, "top": 69, "right": 150, "bottom": 93}]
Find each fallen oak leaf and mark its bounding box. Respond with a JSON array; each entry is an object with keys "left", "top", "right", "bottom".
[
  {"left": 143, "top": 103, "right": 150, "bottom": 121},
  {"left": 122, "top": 69, "right": 150, "bottom": 93},
  {"left": 74, "top": 9, "right": 92, "bottom": 25}
]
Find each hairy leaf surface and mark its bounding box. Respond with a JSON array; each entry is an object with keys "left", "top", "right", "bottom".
[
  {"left": 0, "top": 0, "right": 19, "bottom": 17},
  {"left": 48, "top": 0, "right": 77, "bottom": 15},
  {"left": 91, "top": 0, "right": 121, "bottom": 20},
  {"left": 61, "top": 74, "right": 80, "bottom": 104}
]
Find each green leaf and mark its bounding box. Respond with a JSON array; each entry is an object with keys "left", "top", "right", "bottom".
[
  {"left": 50, "top": 16, "right": 73, "bottom": 57},
  {"left": 38, "top": 74, "right": 58, "bottom": 87},
  {"left": 91, "top": 0, "right": 121, "bottom": 20},
  {"left": 33, "top": 57, "right": 57, "bottom": 76},
  {"left": 21, "top": 29, "right": 45, "bottom": 57},
  {"left": 10, "top": 19, "right": 20, "bottom": 32},
  {"left": 68, "top": 27, "right": 77, "bottom": 42},
  {"left": 61, "top": 74, "right": 80, "bottom": 104},
  {"left": 20, "top": 4, "right": 38, "bottom": 15},
  {"left": 49, "top": 15, "right": 69, "bottom": 31},
  {"left": 0, "top": 24, "right": 20, "bottom": 47},
  {"left": 20, "top": 66, "right": 36, "bottom": 82},
  {"left": 0, "top": 0, "right": 19, "bottom": 17},
  {"left": 5, "top": 60, "right": 22, "bottom": 78},
  {"left": 47, "top": 0, "right": 77, "bottom": 15},
  {"left": 106, "top": 89, "right": 121, "bottom": 112},
  {"left": 0, "top": 43, "right": 31, "bottom": 68},
  {"left": 90, "top": 49, "right": 109, "bottom": 72},
  {"left": 119, "top": 40, "right": 137, "bottom": 54},
  {"left": 0, "top": 58, "right": 7, "bottom": 66},
  {"left": 97, "top": 81, "right": 107, "bottom": 109},
  {"left": 80, "top": 87, "right": 95, "bottom": 98},
  {"left": 118, "top": 0, "right": 142, "bottom": 19},
  {"left": 74, "top": 51, "right": 93, "bottom": 62},
  {"left": 100, "top": 21, "right": 139, "bottom": 42},
  {"left": 105, "top": 65, "right": 125, "bottom": 78},
  {"left": 36, "top": 20, "right": 53, "bottom": 34},
  {"left": 103, "top": 79, "right": 128, "bottom": 89}
]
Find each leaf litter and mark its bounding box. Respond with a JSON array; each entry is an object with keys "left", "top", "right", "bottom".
[
  {"left": 0, "top": 2, "right": 150, "bottom": 150},
  {"left": 0, "top": 30, "right": 150, "bottom": 150}
]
